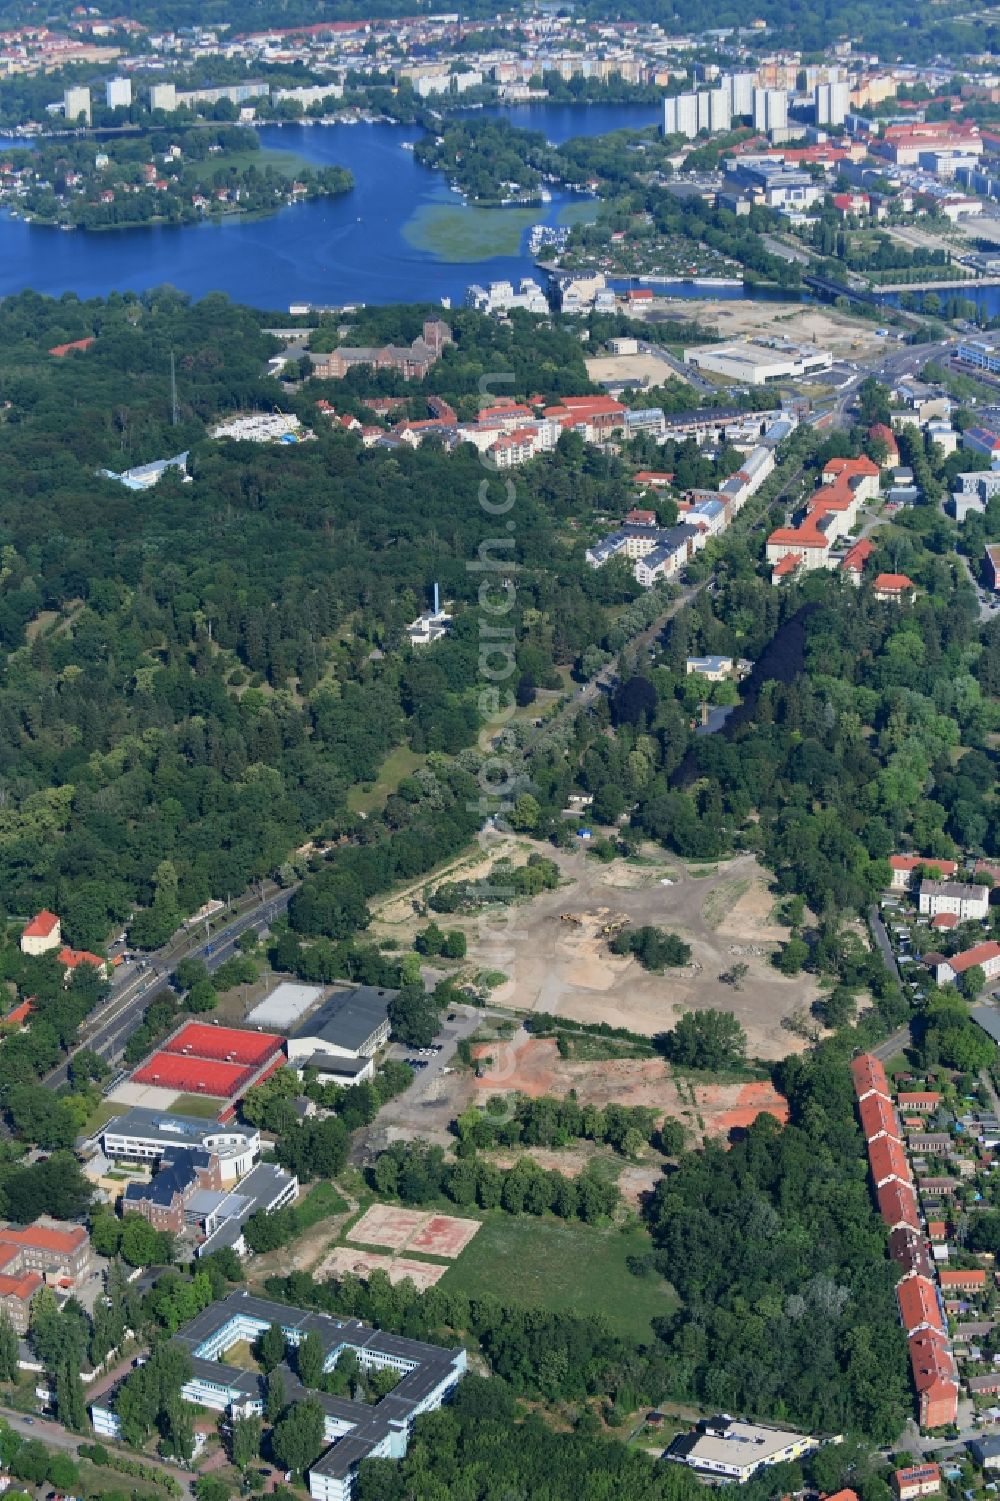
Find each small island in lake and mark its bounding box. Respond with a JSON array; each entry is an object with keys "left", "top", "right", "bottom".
[{"left": 1, "top": 124, "right": 352, "bottom": 231}]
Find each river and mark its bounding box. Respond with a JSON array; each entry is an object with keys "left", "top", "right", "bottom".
[{"left": 0, "top": 104, "right": 760, "bottom": 309}]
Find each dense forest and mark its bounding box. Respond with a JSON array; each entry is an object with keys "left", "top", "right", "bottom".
[{"left": 0, "top": 290, "right": 668, "bottom": 948}]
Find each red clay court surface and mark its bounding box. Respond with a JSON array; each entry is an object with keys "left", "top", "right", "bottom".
[
  {"left": 132, "top": 1051, "right": 254, "bottom": 1098},
  {"left": 347, "top": 1205, "right": 480, "bottom": 1259},
  {"left": 409, "top": 1215, "right": 481, "bottom": 1258},
  {"left": 162, "top": 1022, "right": 281, "bottom": 1067}
]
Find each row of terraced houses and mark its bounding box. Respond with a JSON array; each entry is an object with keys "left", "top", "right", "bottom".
[{"left": 852, "top": 1053, "right": 960, "bottom": 1431}]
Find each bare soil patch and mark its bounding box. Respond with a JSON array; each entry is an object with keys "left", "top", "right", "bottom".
[
  {"left": 316, "top": 1247, "right": 447, "bottom": 1290},
  {"left": 460, "top": 848, "right": 817, "bottom": 1060}
]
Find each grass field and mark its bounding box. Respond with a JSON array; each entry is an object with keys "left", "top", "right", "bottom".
[
  {"left": 442, "top": 1217, "right": 676, "bottom": 1341},
  {"left": 403, "top": 202, "right": 537, "bottom": 261},
  {"left": 85, "top": 1098, "right": 124, "bottom": 1134},
  {"left": 180, "top": 145, "right": 314, "bottom": 189},
  {"left": 348, "top": 744, "right": 426, "bottom": 815},
  {"left": 170, "top": 1093, "right": 225, "bottom": 1118},
  {"left": 297, "top": 1180, "right": 348, "bottom": 1228}
]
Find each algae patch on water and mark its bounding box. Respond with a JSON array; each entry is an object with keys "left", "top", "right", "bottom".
[{"left": 402, "top": 202, "right": 538, "bottom": 261}]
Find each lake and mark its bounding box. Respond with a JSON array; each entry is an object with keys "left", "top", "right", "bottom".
[{"left": 0, "top": 103, "right": 694, "bottom": 309}]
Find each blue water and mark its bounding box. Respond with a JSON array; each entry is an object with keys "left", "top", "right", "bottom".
[
  {"left": 10, "top": 111, "right": 993, "bottom": 317},
  {"left": 0, "top": 104, "right": 686, "bottom": 309}
]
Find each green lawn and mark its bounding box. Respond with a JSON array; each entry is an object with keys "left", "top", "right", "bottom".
[
  {"left": 403, "top": 203, "right": 538, "bottom": 261},
  {"left": 443, "top": 1217, "right": 676, "bottom": 1342},
  {"left": 297, "top": 1180, "right": 348, "bottom": 1228},
  {"left": 85, "top": 1098, "right": 124, "bottom": 1134},
  {"left": 347, "top": 744, "right": 426, "bottom": 815},
  {"left": 170, "top": 1092, "right": 225, "bottom": 1118}
]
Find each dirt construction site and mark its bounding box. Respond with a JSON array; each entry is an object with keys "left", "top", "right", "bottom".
[
  {"left": 463, "top": 847, "right": 819, "bottom": 1061},
  {"left": 471, "top": 1031, "right": 790, "bottom": 1147},
  {"left": 647, "top": 298, "right": 889, "bottom": 359}
]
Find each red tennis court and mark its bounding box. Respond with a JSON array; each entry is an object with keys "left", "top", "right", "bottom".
[
  {"left": 132, "top": 1051, "right": 253, "bottom": 1097},
  {"left": 162, "top": 1021, "right": 281, "bottom": 1067}
]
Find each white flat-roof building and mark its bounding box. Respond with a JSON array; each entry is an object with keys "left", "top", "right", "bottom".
[
  {"left": 247, "top": 982, "right": 325, "bottom": 1030},
  {"left": 666, "top": 1416, "right": 820, "bottom": 1482},
  {"left": 101, "top": 1109, "right": 259, "bottom": 1183},
  {"left": 683, "top": 339, "right": 832, "bottom": 385}
]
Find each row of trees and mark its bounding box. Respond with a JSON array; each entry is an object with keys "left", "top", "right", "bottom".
[
  {"left": 369, "top": 1140, "right": 619, "bottom": 1223},
  {"left": 453, "top": 1093, "right": 665, "bottom": 1157}
]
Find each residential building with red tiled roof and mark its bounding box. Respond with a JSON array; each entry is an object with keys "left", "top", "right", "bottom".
[
  {"left": 938, "top": 1267, "right": 987, "bottom": 1294},
  {"left": 840, "top": 537, "right": 873, "bottom": 585},
  {"left": 877, "top": 1178, "right": 920, "bottom": 1231},
  {"left": 897, "top": 1274, "right": 945, "bottom": 1336},
  {"left": 1, "top": 999, "right": 32, "bottom": 1028},
  {"left": 926, "top": 1219, "right": 947, "bottom": 1241},
  {"left": 897, "top": 1091, "right": 942, "bottom": 1114},
  {"left": 894, "top": 1462, "right": 942, "bottom": 1500},
  {"left": 928, "top": 940, "right": 1000, "bottom": 985},
  {"left": 859, "top": 1093, "right": 901, "bottom": 1143},
  {"left": 889, "top": 855, "right": 957, "bottom": 890},
  {"left": 907, "top": 1329, "right": 958, "bottom": 1428},
  {"left": 47, "top": 336, "right": 95, "bottom": 357},
  {"left": 868, "top": 423, "right": 899, "bottom": 462},
  {"left": 0, "top": 1220, "right": 92, "bottom": 1333},
  {"left": 874, "top": 572, "right": 917, "bottom": 603},
  {"left": 852, "top": 1053, "right": 891, "bottom": 1102},
  {"left": 869, "top": 1134, "right": 911, "bottom": 1189},
  {"left": 19, "top": 909, "right": 61, "bottom": 956},
  {"left": 58, "top": 945, "right": 107, "bottom": 978}
]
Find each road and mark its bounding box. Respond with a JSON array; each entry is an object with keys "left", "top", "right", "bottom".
[
  {"left": 868, "top": 904, "right": 903, "bottom": 989},
  {"left": 47, "top": 886, "right": 297, "bottom": 1088},
  {"left": 0, "top": 1403, "right": 197, "bottom": 1496}
]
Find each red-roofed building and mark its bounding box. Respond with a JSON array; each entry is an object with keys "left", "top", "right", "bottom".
[
  {"left": 938, "top": 1267, "right": 986, "bottom": 1294},
  {"left": 877, "top": 1178, "right": 921, "bottom": 1232},
  {"left": 928, "top": 940, "right": 1000, "bottom": 986},
  {"left": 771, "top": 550, "right": 804, "bottom": 583},
  {"left": 897, "top": 1091, "right": 942, "bottom": 1114},
  {"left": 869, "top": 1134, "right": 911, "bottom": 1189},
  {"left": 927, "top": 1219, "right": 947, "bottom": 1241},
  {"left": 894, "top": 1463, "right": 942, "bottom": 1500},
  {"left": 821, "top": 455, "right": 881, "bottom": 489},
  {"left": 841, "top": 537, "right": 873, "bottom": 585},
  {"left": 907, "top": 1329, "right": 958, "bottom": 1429},
  {"left": 889, "top": 855, "right": 957, "bottom": 890},
  {"left": 2, "top": 1000, "right": 32, "bottom": 1028},
  {"left": 58, "top": 945, "right": 108, "bottom": 980},
  {"left": 859, "top": 1093, "right": 901, "bottom": 1144},
  {"left": 477, "top": 402, "right": 535, "bottom": 431},
  {"left": 20, "top": 910, "right": 61, "bottom": 956},
  {"left": 625, "top": 508, "right": 658, "bottom": 527},
  {"left": 832, "top": 191, "right": 870, "bottom": 217},
  {"left": 930, "top": 912, "right": 958, "bottom": 931},
  {"left": 874, "top": 572, "right": 917, "bottom": 603},
  {"left": 0, "top": 1220, "right": 92, "bottom": 1333},
  {"left": 542, "top": 396, "right": 625, "bottom": 440},
  {"left": 634, "top": 471, "right": 675, "bottom": 488},
  {"left": 897, "top": 1274, "right": 945, "bottom": 1336},
  {"left": 852, "top": 1053, "right": 891, "bottom": 1102},
  {"left": 868, "top": 423, "right": 899, "bottom": 463}
]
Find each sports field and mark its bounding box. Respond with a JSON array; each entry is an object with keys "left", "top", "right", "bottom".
[{"left": 441, "top": 1217, "right": 676, "bottom": 1342}]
